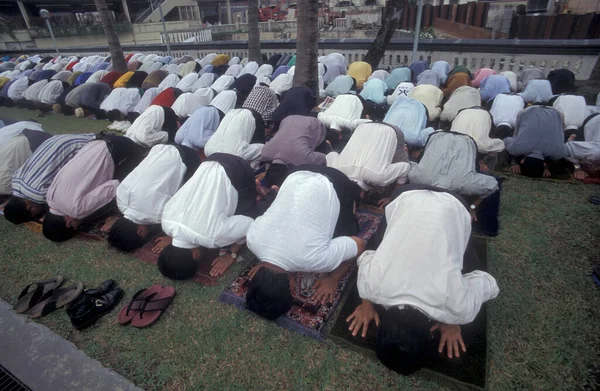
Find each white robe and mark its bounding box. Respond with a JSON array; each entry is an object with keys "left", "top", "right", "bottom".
[
  {"left": 553, "top": 95, "right": 587, "bottom": 131},
  {"left": 440, "top": 86, "right": 481, "bottom": 122},
  {"left": 204, "top": 108, "right": 263, "bottom": 163},
  {"left": 133, "top": 88, "right": 160, "bottom": 114},
  {"left": 158, "top": 74, "right": 181, "bottom": 91},
  {"left": 490, "top": 94, "right": 525, "bottom": 128},
  {"left": 175, "top": 73, "right": 199, "bottom": 93},
  {"left": 409, "top": 84, "right": 443, "bottom": 121},
  {"left": 39, "top": 80, "right": 65, "bottom": 105},
  {"left": 100, "top": 88, "right": 140, "bottom": 114},
  {"left": 125, "top": 105, "right": 167, "bottom": 148},
  {"left": 269, "top": 74, "right": 293, "bottom": 95},
  {"left": 450, "top": 108, "right": 505, "bottom": 153},
  {"left": 210, "top": 90, "right": 237, "bottom": 114},
  {"left": 211, "top": 75, "right": 235, "bottom": 94},
  {"left": 175, "top": 105, "right": 221, "bottom": 150},
  {"left": 22, "top": 80, "right": 48, "bottom": 103},
  {"left": 191, "top": 73, "right": 215, "bottom": 92},
  {"left": 172, "top": 88, "right": 215, "bottom": 118},
  {"left": 317, "top": 95, "right": 371, "bottom": 131}
]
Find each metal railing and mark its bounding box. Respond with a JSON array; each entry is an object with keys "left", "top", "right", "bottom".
[{"left": 135, "top": 0, "right": 164, "bottom": 22}]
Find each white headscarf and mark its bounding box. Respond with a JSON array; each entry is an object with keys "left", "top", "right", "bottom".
[
  {"left": 210, "top": 90, "right": 237, "bottom": 114},
  {"left": 239, "top": 61, "right": 259, "bottom": 76},
  {"left": 255, "top": 64, "right": 273, "bottom": 79},
  {"left": 225, "top": 64, "right": 243, "bottom": 77},
  {"left": 440, "top": 86, "right": 481, "bottom": 122},
  {"left": 318, "top": 95, "right": 371, "bottom": 131},
  {"left": 199, "top": 53, "right": 218, "bottom": 67},
  {"left": 287, "top": 66, "right": 295, "bottom": 76},
  {"left": 39, "top": 80, "right": 65, "bottom": 105},
  {"left": 450, "top": 108, "right": 505, "bottom": 153},
  {"left": 86, "top": 70, "right": 108, "bottom": 84},
  {"left": 269, "top": 74, "right": 293, "bottom": 95},
  {"left": 387, "top": 82, "right": 415, "bottom": 105},
  {"left": 171, "top": 88, "right": 215, "bottom": 118},
  {"left": 133, "top": 87, "right": 160, "bottom": 114},
  {"left": 409, "top": 84, "right": 443, "bottom": 121},
  {"left": 211, "top": 75, "right": 235, "bottom": 93},
  {"left": 228, "top": 56, "right": 241, "bottom": 66},
  {"left": 125, "top": 105, "right": 167, "bottom": 148},
  {"left": 23, "top": 80, "right": 48, "bottom": 103},
  {"left": 158, "top": 74, "right": 181, "bottom": 91},
  {"left": 7, "top": 76, "right": 29, "bottom": 100},
  {"left": 99, "top": 88, "right": 141, "bottom": 114},
  {"left": 204, "top": 108, "right": 263, "bottom": 163},
  {"left": 175, "top": 72, "right": 199, "bottom": 93},
  {"left": 191, "top": 73, "right": 215, "bottom": 92}
]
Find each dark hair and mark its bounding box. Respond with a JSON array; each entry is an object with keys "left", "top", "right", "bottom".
[
  {"left": 520, "top": 156, "right": 545, "bottom": 178},
  {"left": 42, "top": 212, "right": 75, "bottom": 242},
  {"left": 492, "top": 124, "right": 513, "bottom": 139},
  {"left": 157, "top": 244, "right": 198, "bottom": 280},
  {"left": 106, "top": 109, "right": 122, "bottom": 122},
  {"left": 107, "top": 217, "right": 145, "bottom": 252},
  {"left": 3, "top": 197, "right": 31, "bottom": 225},
  {"left": 246, "top": 267, "right": 293, "bottom": 320},
  {"left": 376, "top": 306, "right": 431, "bottom": 375}
]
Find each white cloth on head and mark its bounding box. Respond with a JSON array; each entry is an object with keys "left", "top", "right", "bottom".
[
  {"left": 255, "top": 64, "right": 273, "bottom": 79},
  {"left": 440, "top": 86, "right": 481, "bottom": 122},
  {"left": 500, "top": 71, "right": 518, "bottom": 92},
  {"left": 321, "top": 53, "right": 347, "bottom": 85},
  {"left": 171, "top": 88, "right": 215, "bottom": 118},
  {"left": 175, "top": 105, "right": 221, "bottom": 150},
  {"left": 409, "top": 84, "right": 443, "bottom": 121},
  {"left": 326, "top": 123, "right": 410, "bottom": 190},
  {"left": 39, "top": 80, "right": 65, "bottom": 105},
  {"left": 204, "top": 108, "right": 263, "bottom": 163},
  {"left": 86, "top": 70, "right": 108, "bottom": 84},
  {"left": 158, "top": 74, "right": 180, "bottom": 91},
  {"left": 161, "top": 160, "right": 253, "bottom": 249},
  {"left": 228, "top": 57, "right": 241, "bottom": 66},
  {"left": 490, "top": 94, "right": 525, "bottom": 128},
  {"left": 386, "top": 82, "right": 415, "bottom": 105},
  {"left": 225, "top": 64, "right": 243, "bottom": 77},
  {"left": 450, "top": 108, "right": 505, "bottom": 153},
  {"left": 210, "top": 90, "right": 237, "bottom": 114},
  {"left": 318, "top": 94, "right": 371, "bottom": 131},
  {"left": 239, "top": 61, "right": 259, "bottom": 76},
  {"left": 125, "top": 105, "right": 167, "bottom": 148},
  {"left": 163, "top": 64, "right": 178, "bottom": 74},
  {"left": 325, "top": 75, "right": 354, "bottom": 97},
  {"left": 100, "top": 88, "right": 140, "bottom": 114},
  {"left": 269, "top": 74, "right": 293, "bottom": 95},
  {"left": 520, "top": 79, "right": 554, "bottom": 103},
  {"left": 199, "top": 53, "right": 218, "bottom": 67},
  {"left": 117, "top": 144, "right": 187, "bottom": 225},
  {"left": 0, "top": 121, "right": 44, "bottom": 147},
  {"left": 255, "top": 76, "right": 271, "bottom": 87},
  {"left": 23, "top": 80, "right": 48, "bottom": 103},
  {"left": 175, "top": 72, "right": 199, "bottom": 93},
  {"left": 211, "top": 75, "right": 235, "bottom": 93},
  {"left": 247, "top": 170, "right": 358, "bottom": 273},
  {"left": 552, "top": 94, "right": 587, "bottom": 131},
  {"left": 191, "top": 73, "right": 215, "bottom": 92},
  {"left": 368, "top": 70, "right": 389, "bottom": 81},
  {"left": 133, "top": 88, "right": 160, "bottom": 114},
  {"left": 7, "top": 76, "right": 29, "bottom": 101},
  {"left": 287, "top": 66, "right": 295, "bottom": 75},
  {"left": 566, "top": 114, "right": 600, "bottom": 162},
  {"left": 357, "top": 190, "right": 499, "bottom": 324}
]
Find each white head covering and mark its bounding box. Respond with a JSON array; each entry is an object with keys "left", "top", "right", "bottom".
[
  {"left": 500, "top": 71, "right": 518, "bottom": 92},
  {"left": 225, "top": 64, "right": 243, "bottom": 77},
  {"left": 158, "top": 74, "right": 181, "bottom": 91},
  {"left": 440, "top": 86, "right": 481, "bottom": 122},
  {"left": 409, "top": 84, "right": 443, "bottom": 121},
  {"left": 23, "top": 80, "right": 48, "bottom": 103},
  {"left": 7, "top": 76, "right": 29, "bottom": 100},
  {"left": 191, "top": 73, "right": 215, "bottom": 92},
  {"left": 210, "top": 90, "right": 237, "bottom": 114},
  {"left": 138, "top": 61, "right": 154, "bottom": 73},
  {"left": 239, "top": 61, "right": 259, "bottom": 76},
  {"left": 387, "top": 82, "right": 415, "bottom": 105},
  {"left": 147, "top": 62, "right": 163, "bottom": 73},
  {"left": 164, "top": 64, "right": 178, "bottom": 74},
  {"left": 86, "top": 70, "right": 108, "bottom": 84},
  {"left": 125, "top": 105, "right": 167, "bottom": 147},
  {"left": 269, "top": 74, "right": 293, "bottom": 95},
  {"left": 172, "top": 88, "right": 215, "bottom": 118},
  {"left": 228, "top": 56, "right": 241, "bottom": 66},
  {"left": 99, "top": 88, "right": 141, "bottom": 114},
  {"left": 287, "top": 66, "right": 295, "bottom": 76},
  {"left": 255, "top": 64, "right": 273, "bottom": 79},
  {"left": 321, "top": 53, "right": 348, "bottom": 85},
  {"left": 39, "top": 80, "right": 65, "bottom": 105},
  {"left": 175, "top": 105, "right": 221, "bottom": 150},
  {"left": 199, "top": 53, "right": 218, "bottom": 67},
  {"left": 450, "top": 108, "right": 505, "bottom": 153},
  {"left": 133, "top": 87, "right": 160, "bottom": 114},
  {"left": 211, "top": 75, "right": 235, "bottom": 93},
  {"left": 204, "top": 108, "right": 263, "bottom": 162},
  {"left": 368, "top": 70, "right": 390, "bottom": 81},
  {"left": 318, "top": 95, "right": 371, "bottom": 131},
  {"left": 175, "top": 72, "right": 199, "bottom": 93}
]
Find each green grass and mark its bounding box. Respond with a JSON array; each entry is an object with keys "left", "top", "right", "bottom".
[{"left": 1, "top": 108, "right": 599, "bottom": 390}]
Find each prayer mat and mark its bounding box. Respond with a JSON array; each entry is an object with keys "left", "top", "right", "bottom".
[
  {"left": 218, "top": 205, "right": 385, "bottom": 341},
  {"left": 329, "top": 235, "right": 490, "bottom": 390},
  {"left": 132, "top": 239, "right": 221, "bottom": 287}
]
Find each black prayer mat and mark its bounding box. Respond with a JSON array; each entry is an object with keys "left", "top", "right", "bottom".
[{"left": 328, "top": 235, "right": 490, "bottom": 390}]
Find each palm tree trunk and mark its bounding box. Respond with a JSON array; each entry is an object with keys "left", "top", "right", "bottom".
[
  {"left": 248, "top": 0, "right": 261, "bottom": 62},
  {"left": 294, "top": 0, "right": 319, "bottom": 97},
  {"left": 363, "top": 0, "right": 406, "bottom": 69},
  {"left": 94, "top": 0, "right": 127, "bottom": 73}
]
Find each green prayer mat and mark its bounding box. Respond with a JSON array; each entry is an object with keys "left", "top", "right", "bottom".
[{"left": 328, "top": 236, "right": 490, "bottom": 390}]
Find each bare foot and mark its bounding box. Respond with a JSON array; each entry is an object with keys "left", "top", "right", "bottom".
[
  {"left": 509, "top": 164, "right": 521, "bottom": 174},
  {"left": 411, "top": 150, "right": 422, "bottom": 159},
  {"left": 479, "top": 161, "right": 490, "bottom": 173},
  {"left": 568, "top": 134, "right": 577, "bottom": 142},
  {"left": 151, "top": 236, "right": 172, "bottom": 254},
  {"left": 210, "top": 254, "right": 235, "bottom": 277},
  {"left": 543, "top": 168, "right": 551, "bottom": 178},
  {"left": 573, "top": 169, "right": 588, "bottom": 180}
]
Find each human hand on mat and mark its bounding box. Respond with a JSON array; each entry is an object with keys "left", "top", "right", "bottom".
[
  {"left": 377, "top": 197, "right": 392, "bottom": 208},
  {"left": 543, "top": 167, "right": 551, "bottom": 178},
  {"left": 573, "top": 168, "right": 587, "bottom": 180},
  {"left": 151, "top": 236, "right": 172, "bottom": 254},
  {"left": 470, "top": 209, "right": 477, "bottom": 222},
  {"left": 431, "top": 323, "right": 466, "bottom": 359},
  {"left": 210, "top": 254, "right": 235, "bottom": 277},
  {"left": 312, "top": 275, "right": 338, "bottom": 304},
  {"left": 346, "top": 300, "right": 380, "bottom": 338},
  {"left": 479, "top": 160, "right": 490, "bottom": 173},
  {"left": 509, "top": 164, "right": 521, "bottom": 174}
]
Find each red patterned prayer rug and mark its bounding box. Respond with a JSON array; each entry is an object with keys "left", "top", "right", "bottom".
[{"left": 218, "top": 205, "right": 384, "bottom": 340}]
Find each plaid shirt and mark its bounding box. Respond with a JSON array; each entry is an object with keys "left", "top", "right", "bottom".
[{"left": 242, "top": 86, "right": 278, "bottom": 122}]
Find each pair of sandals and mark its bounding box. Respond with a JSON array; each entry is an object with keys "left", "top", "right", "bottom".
[
  {"left": 13, "top": 276, "right": 84, "bottom": 318},
  {"left": 118, "top": 285, "right": 176, "bottom": 328}
]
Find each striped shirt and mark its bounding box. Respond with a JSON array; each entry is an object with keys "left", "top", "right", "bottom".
[{"left": 12, "top": 133, "right": 96, "bottom": 203}]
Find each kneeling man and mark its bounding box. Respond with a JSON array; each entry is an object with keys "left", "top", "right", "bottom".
[{"left": 347, "top": 185, "right": 499, "bottom": 375}]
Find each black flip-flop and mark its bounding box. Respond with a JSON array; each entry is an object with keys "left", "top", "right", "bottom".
[
  {"left": 29, "top": 283, "right": 85, "bottom": 319},
  {"left": 13, "top": 276, "right": 64, "bottom": 314}
]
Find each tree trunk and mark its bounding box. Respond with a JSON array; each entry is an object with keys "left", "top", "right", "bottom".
[
  {"left": 94, "top": 0, "right": 127, "bottom": 73},
  {"left": 363, "top": 0, "right": 406, "bottom": 69},
  {"left": 248, "top": 0, "right": 261, "bottom": 62},
  {"left": 294, "top": 0, "right": 319, "bottom": 97}
]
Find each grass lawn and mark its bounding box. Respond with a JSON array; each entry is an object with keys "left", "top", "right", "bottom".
[{"left": 1, "top": 107, "right": 599, "bottom": 390}]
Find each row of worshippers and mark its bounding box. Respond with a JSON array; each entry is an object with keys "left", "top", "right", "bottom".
[{"left": 1, "top": 111, "right": 498, "bottom": 376}]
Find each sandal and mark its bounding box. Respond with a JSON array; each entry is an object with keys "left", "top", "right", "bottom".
[
  {"left": 131, "top": 286, "right": 176, "bottom": 328},
  {"left": 117, "top": 285, "right": 163, "bottom": 325},
  {"left": 29, "top": 283, "right": 84, "bottom": 319},
  {"left": 13, "top": 276, "right": 64, "bottom": 314}
]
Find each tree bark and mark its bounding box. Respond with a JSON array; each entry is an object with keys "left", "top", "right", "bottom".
[
  {"left": 94, "top": 0, "right": 127, "bottom": 74},
  {"left": 294, "top": 0, "right": 319, "bottom": 97},
  {"left": 362, "top": 0, "right": 406, "bottom": 69},
  {"left": 248, "top": 0, "right": 261, "bottom": 62}
]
